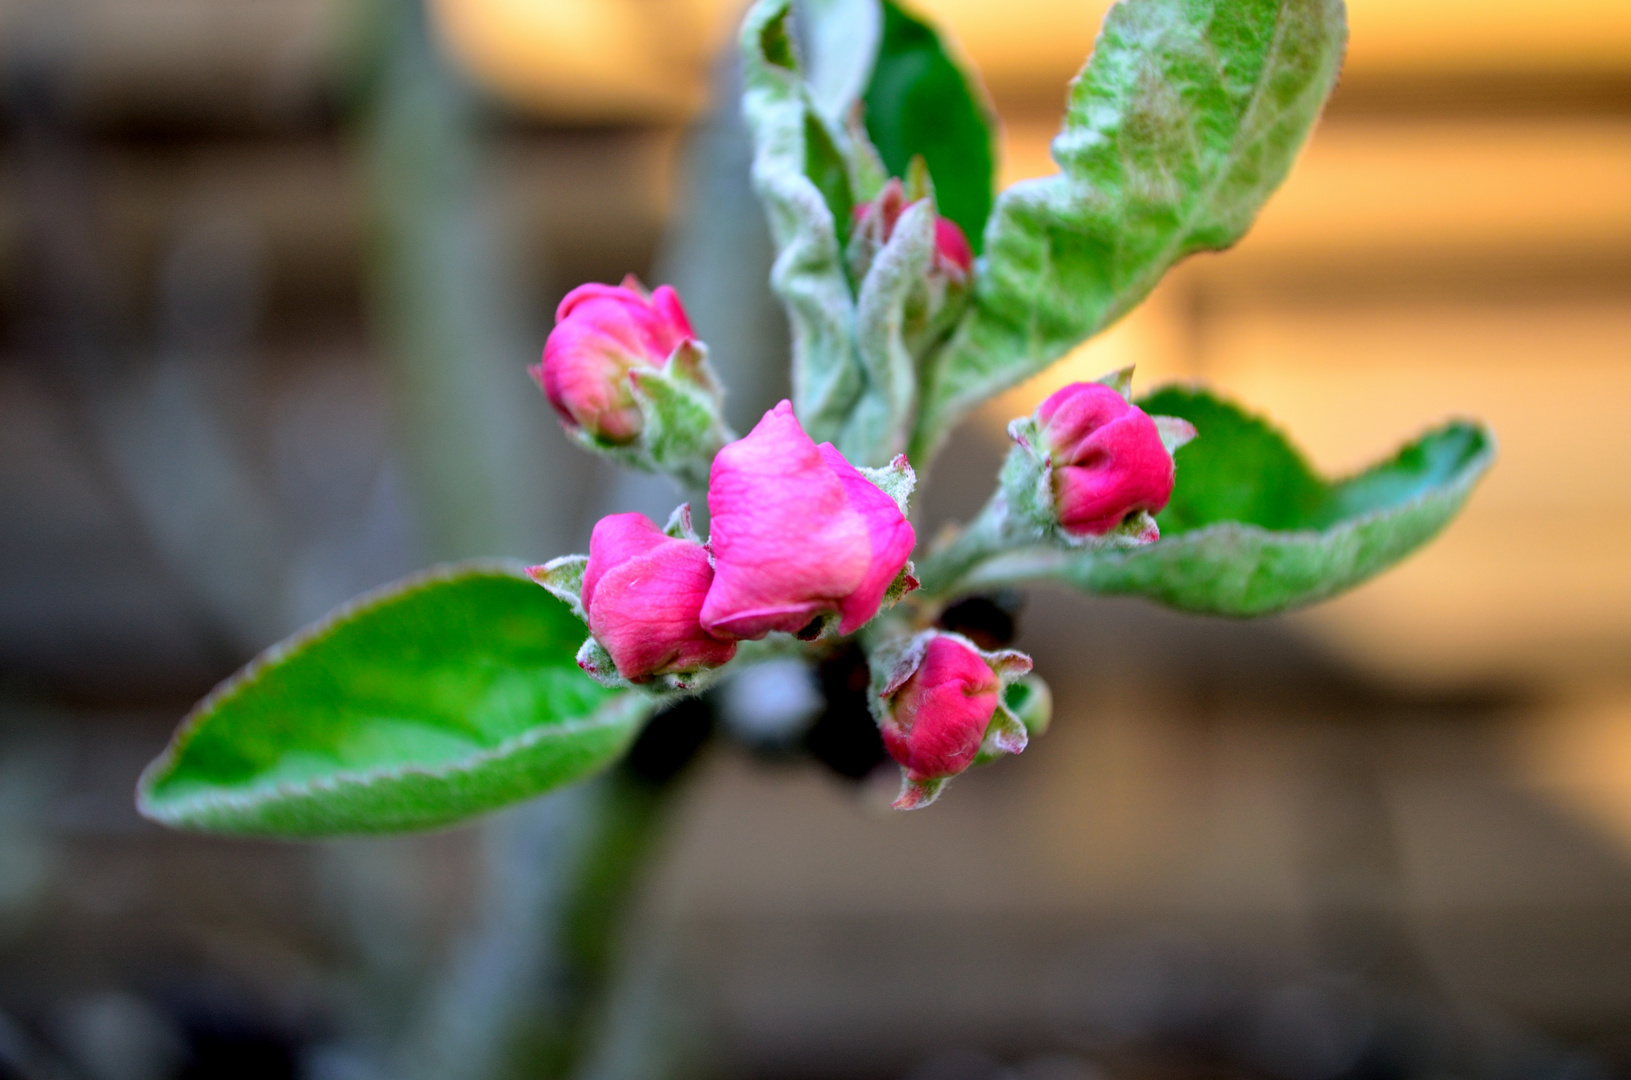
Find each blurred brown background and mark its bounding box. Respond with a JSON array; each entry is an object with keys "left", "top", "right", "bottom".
[{"left": 0, "top": 1, "right": 1628, "bottom": 1078}]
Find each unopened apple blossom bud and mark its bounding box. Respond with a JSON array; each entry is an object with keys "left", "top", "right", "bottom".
[
  {"left": 700, "top": 401, "right": 917, "bottom": 642},
  {"left": 991, "top": 376, "right": 1196, "bottom": 551},
  {"left": 870, "top": 631, "right": 1033, "bottom": 809},
  {"left": 529, "top": 276, "right": 730, "bottom": 487},
  {"left": 534, "top": 511, "right": 735, "bottom": 687},
  {"left": 1035, "top": 382, "right": 1186, "bottom": 538},
  {"left": 848, "top": 176, "right": 974, "bottom": 284},
  {"left": 533, "top": 278, "right": 692, "bottom": 444}
]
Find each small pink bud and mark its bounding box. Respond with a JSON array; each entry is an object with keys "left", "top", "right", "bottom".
[
  {"left": 1035, "top": 382, "right": 1176, "bottom": 537},
  {"left": 530, "top": 276, "right": 695, "bottom": 444},
  {"left": 850, "top": 179, "right": 973, "bottom": 281},
  {"left": 879, "top": 635, "right": 1001, "bottom": 786},
  {"left": 579, "top": 512, "right": 735, "bottom": 683},
  {"left": 933, "top": 216, "right": 973, "bottom": 274},
  {"left": 700, "top": 401, "right": 916, "bottom": 641}
]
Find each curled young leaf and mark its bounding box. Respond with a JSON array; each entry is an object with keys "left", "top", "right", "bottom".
[
  {"left": 740, "top": 0, "right": 867, "bottom": 443},
  {"left": 960, "top": 388, "right": 1495, "bottom": 615},
  {"left": 911, "top": 0, "right": 1348, "bottom": 463},
  {"left": 842, "top": 197, "right": 936, "bottom": 462},
  {"left": 138, "top": 562, "right": 653, "bottom": 836}
]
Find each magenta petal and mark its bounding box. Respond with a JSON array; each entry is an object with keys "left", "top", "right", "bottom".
[
  {"left": 933, "top": 217, "right": 973, "bottom": 273},
  {"left": 880, "top": 636, "right": 1001, "bottom": 783},
  {"left": 537, "top": 279, "right": 696, "bottom": 443},
  {"left": 817, "top": 444, "right": 917, "bottom": 634},
  {"left": 581, "top": 512, "right": 734, "bottom": 682},
  {"left": 648, "top": 284, "right": 695, "bottom": 344},
  {"left": 700, "top": 402, "right": 915, "bottom": 640},
  {"left": 582, "top": 513, "right": 669, "bottom": 611},
  {"left": 1035, "top": 383, "right": 1176, "bottom": 537}
]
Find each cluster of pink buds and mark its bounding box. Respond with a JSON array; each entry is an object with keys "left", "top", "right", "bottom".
[
  {"left": 1000, "top": 376, "right": 1196, "bottom": 547},
  {"left": 527, "top": 280, "right": 1199, "bottom": 807},
  {"left": 529, "top": 400, "right": 918, "bottom": 691}
]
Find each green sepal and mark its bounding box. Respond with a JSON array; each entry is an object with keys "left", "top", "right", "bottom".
[
  {"left": 1154, "top": 414, "right": 1199, "bottom": 454},
  {"left": 880, "top": 562, "right": 920, "bottom": 611},
  {"left": 858, "top": 453, "right": 917, "bottom": 513},
  {"left": 136, "top": 562, "right": 653, "bottom": 836},
  {"left": 561, "top": 340, "right": 731, "bottom": 492},
  {"left": 630, "top": 341, "right": 733, "bottom": 490},
  {"left": 577, "top": 632, "right": 723, "bottom": 696},
  {"left": 893, "top": 775, "right": 945, "bottom": 810},
  {"left": 1003, "top": 673, "right": 1053, "bottom": 737},
  {"left": 527, "top": 555, "right": 588, "bottom": 622},
  {"left": 910, "top": 0, "right": 1349, "bottom": 464},
  {"left": 1096, "top": 366, "right": 1135, "bottom": 400},
  {"left": 663, "top": 502, "right": 700, "bottom": 542},
  {"left": 575, "top": 636, "right": 631, "bottom": 690},
  {"left": 963, "top": 388, "right": 1496, "bottom": 616},
  {"left": 973, "top": 704, "right": 1028, "bottom": 766}
]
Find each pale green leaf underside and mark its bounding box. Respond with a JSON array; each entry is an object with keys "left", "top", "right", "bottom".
[
  {"left": 741, "top": 0, "right": 866, "bottom": 442},
  {"left": 965, "top": 389, "right": 1494, "bottom": 615},
  {"left": 911, "top": 0, "right": 1347, "bottom": 462},
  {"left": 138, "top": 561, "right": 652, "bottom": 836}
]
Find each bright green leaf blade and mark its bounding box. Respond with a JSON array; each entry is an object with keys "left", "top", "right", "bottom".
[
  {"left": 911, "top": 0, "right": 1347, "bottom": 462},
  {"left": 137, "top": 561, "right": 653, "bottom": 836},
  {"left": 863, "top": 0, "right": 998, "bottom": 252},
  {"left": 1143, "top": 385, "right": 1326, "bottom": 533},
  {"left": 966, "top": 389, "right": 1494, "bottom": 615}
]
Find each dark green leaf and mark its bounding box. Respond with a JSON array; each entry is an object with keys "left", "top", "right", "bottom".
[
  {"left": 804, "top": 109, "right": 854, "bottom": 233},
  {"left": 965, "top": 388, "right": 1494, "bottom": 615},
  {"left": 911, "top": 0, "right": 1348, "bottom": 463},
  {"left": 137, "top": 562, "right": 652, "bottom": 836},
  {"left": 863, "top": 0, "right": 998, "bottom": 252}
]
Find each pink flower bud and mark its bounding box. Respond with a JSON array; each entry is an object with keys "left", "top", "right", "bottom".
[
  {"left": 933, "top": 216, "right": 973, "bottom": 274},
  {"left": 530, "top": 277, "right": 695, "bottom": 444},
  {"left": 700, "top": 401, "right": 916, "bottom": 641},
  {"left": 1036, "top": 382, "right": 1176, "bottom": 537},
  {"left": 580, "top": 512, "right": 735, "bottom": 683},
  {"left": 879, "top": 635, "right": 1001, "bottom": 785},
  {"left": 850, "top": 178, "right": 974, "bottom": 280}
]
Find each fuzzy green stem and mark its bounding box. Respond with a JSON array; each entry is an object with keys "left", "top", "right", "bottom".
[{"left": 914, "top": 491, "right": 1024, "bottom": 601}]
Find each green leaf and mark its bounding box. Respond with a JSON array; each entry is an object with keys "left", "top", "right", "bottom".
[
  {"left": 911, "top": 0, "right": 1348, "bottom": 463},
  {"left": 964, "top": 388, "right": 1494, "bottom": 615},
  {"left": 801, "top": 0, "right": 883, "bottom": 126},
  {"left": 1144, "top": 385, "right": 1327, "bottom": 533},
  {"left": 137, "top": 562, "right": 654, "bottom": 836},
  {"left": 740, "top": 0, "right": 866, "bottom": 442},
  {"left": 862, "top": 0, "right": 998, "bottom": 252},
  {"left": 841, "top": 197, "right": 936, "bottom": 462}
]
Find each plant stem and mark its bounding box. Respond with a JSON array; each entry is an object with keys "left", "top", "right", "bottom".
[{"left": 913, "top": 491, "right": 1022, "bottom": 602}]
